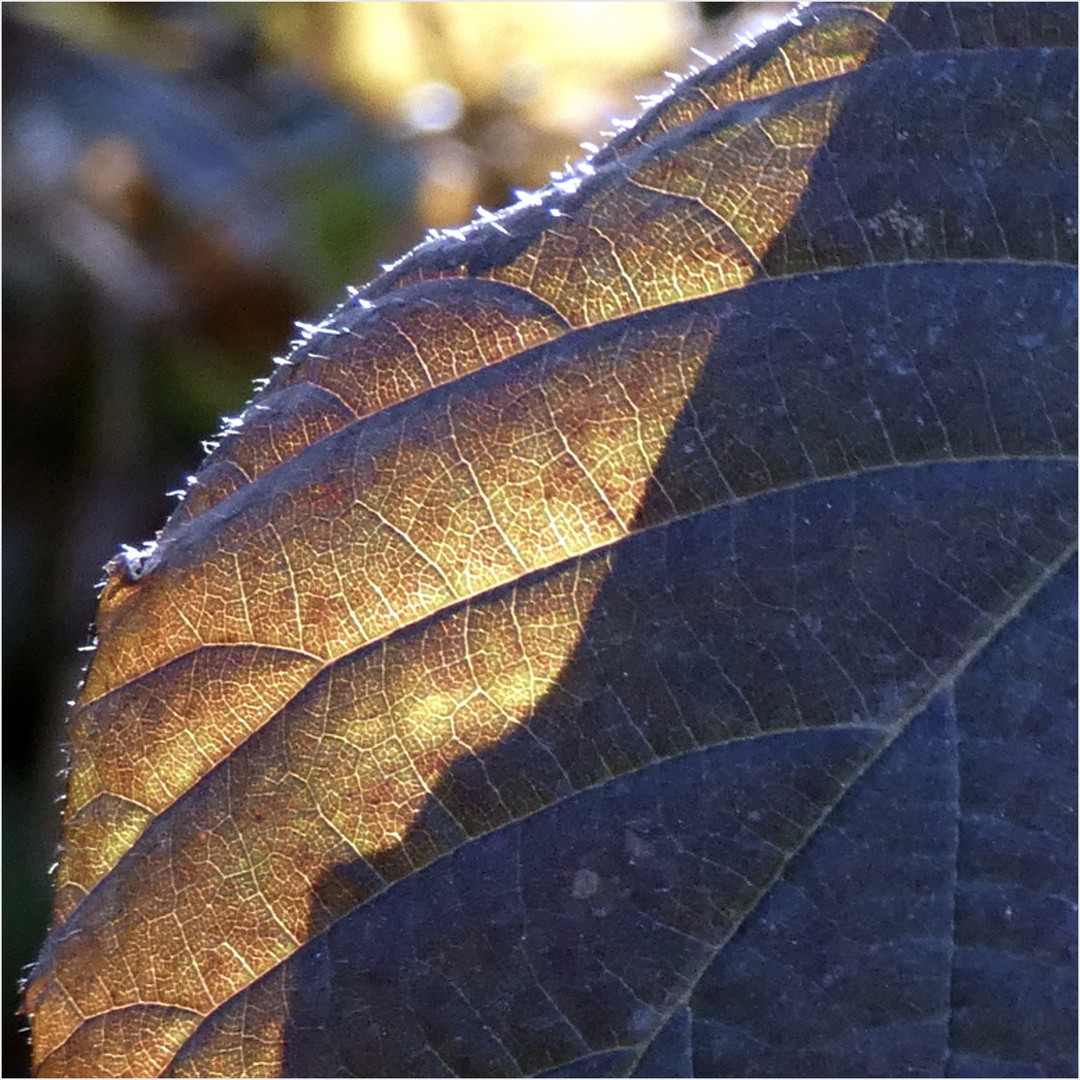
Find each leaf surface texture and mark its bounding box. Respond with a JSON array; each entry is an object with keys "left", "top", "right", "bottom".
[{"left": 27, "top": 3, "right": 1078, "bottom": 1077}]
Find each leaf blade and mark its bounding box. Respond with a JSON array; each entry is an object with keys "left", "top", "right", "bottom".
[{"left": 28, "top": 3, "right": 1078, "bottom": 1076}]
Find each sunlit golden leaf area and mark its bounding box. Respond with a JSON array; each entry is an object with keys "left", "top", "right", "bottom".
[
  {"left": 2, "top": 9, "right": 790, "bottom": 1070},
  {"left": 30, "top": 3, "right": 885, "bottom": 1068}
]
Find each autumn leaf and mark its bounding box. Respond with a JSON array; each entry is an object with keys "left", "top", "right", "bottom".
[{"left": 26, "top": 3, "right": 1077, "bottom": 1077}]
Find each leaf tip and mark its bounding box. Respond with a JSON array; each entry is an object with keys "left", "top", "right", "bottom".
[{"left": 111, "top": 539, "right": 161, "bottom": 584}]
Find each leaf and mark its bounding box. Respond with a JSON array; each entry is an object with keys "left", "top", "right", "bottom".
[{"left": 27, "top": 3, "right": 1077, "bottom": 1077}]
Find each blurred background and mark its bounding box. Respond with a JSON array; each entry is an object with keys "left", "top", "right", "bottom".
[{"left": 3, "top": 3, "right": 787, "bottom": 1072}]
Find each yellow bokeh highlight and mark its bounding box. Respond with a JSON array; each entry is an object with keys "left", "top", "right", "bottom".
[{"left": 330, "top": 2, "right": 693, "bottom": 127}]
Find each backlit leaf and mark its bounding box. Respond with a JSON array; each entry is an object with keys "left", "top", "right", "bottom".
[{"left": 27, "top": 3, "right": 1077, "bottom": 1077}]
